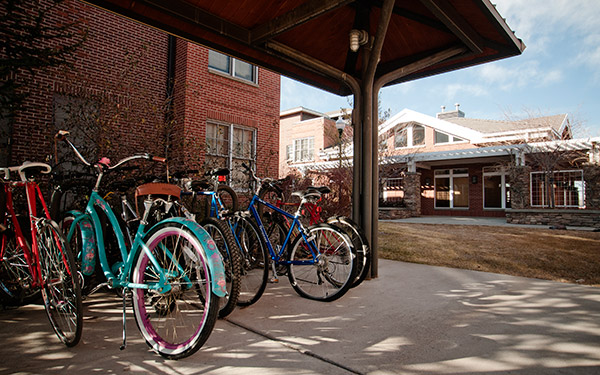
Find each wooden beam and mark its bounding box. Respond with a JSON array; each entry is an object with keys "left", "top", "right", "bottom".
[
  {"left": 144, "top": 0, "right": 250, "bottom": 44},
  {"left": 250, "top": 0, "right": 353, "bottom": 44},
  {"left": 418, "top": 0, "right": 485, "bottom": 53}
]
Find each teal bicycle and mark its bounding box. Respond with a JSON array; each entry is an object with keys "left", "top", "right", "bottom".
[{"left": 55, "top": 131, "right": 226, "bottom": 360}]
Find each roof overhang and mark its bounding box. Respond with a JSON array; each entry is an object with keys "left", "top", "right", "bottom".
[{"left": 80, "top": 0, "right": 525, "bottom": 96}]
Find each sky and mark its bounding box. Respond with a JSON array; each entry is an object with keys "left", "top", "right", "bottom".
[{"left": 279, "top": 0, "right": 600, "bottom": 138}]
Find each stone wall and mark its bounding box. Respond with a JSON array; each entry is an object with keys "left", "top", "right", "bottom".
[
  {"left": 379, "top": 172, "right": 421, "bottom": 219},
  {"left": 506, "top": 209, "right": 600, "bottom": 228}
]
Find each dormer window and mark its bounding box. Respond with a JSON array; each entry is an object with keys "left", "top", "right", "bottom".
[
  {"left": 434, "top": 130, "right": 466, "bottom": 145},
  {"left": 394, "top": 124, "right": 425, "bottom": 149}
]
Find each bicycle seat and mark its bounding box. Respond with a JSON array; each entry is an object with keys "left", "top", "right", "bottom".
[
  {"left": 307, "top": 186, "right": 331, "bottom": 195},
  {"left": 292, "top": 189, "right": 322, "bottom": 201},
  {"left": 191, "top": 179, "right": 212, "bottom": 191}
]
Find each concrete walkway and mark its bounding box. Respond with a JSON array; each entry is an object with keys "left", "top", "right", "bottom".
[{"left": 2, "top": 259, "right": 599, "bottom": 374}]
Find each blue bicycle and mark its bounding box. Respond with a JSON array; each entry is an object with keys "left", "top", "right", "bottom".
[
  {"left": 55, "top": 131, "right": 226, "bottom": 360},
  {"left": 230, "top": 163, "right": 357, "bottom": 305}
]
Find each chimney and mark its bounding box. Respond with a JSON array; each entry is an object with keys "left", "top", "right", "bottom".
[{"left": 437, "top": 103, "right": 465, "bottom": 119}]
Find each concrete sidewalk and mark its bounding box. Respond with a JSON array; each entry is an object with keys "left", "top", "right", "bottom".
[{"left": 2, "top": 259, "right": 599, "bottom": 374}]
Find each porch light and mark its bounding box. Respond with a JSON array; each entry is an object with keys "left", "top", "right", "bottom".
[
  {"left": 472, "top": 175, "right": 478, "bottom": 184},
  {"left": 349, "top": 29, "right": 369, "bottom": 52}
]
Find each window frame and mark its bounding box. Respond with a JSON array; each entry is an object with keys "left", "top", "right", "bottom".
[
  {"left": 206, "top": 120, "right": 256, "bottom": 189},
  {"left": 530, "top": 169, "right": 585, "bottom": 208},
  {"left": 482, "top": 166, "right": 511, "bottom": 209},
  {"left": 287, "top": 136, "right": 315, "bottom": 163},
  {"left": 208, "top": 50, "right": 258, "bottom": 85},
  {"left": 434, "top": 168, "right": 470, "bottom": 209},
  {"left": 394, "top": 124, "right": 426, "bottom": 149},
  {"left": 434, "top": 130, "right": 467, "bottom": 145}
]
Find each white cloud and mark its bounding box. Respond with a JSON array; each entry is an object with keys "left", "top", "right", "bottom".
[
  {"left": 494, "top": 0, "right": 600, "bottom": 66},
  {"left": 477, "top": 61, "right": 562, "bottom": 90},
  {"left": 443, "top": 84, "right": 488, "bottom": 99}
]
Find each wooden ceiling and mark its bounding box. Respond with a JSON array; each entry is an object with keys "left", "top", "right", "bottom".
[{"left": 81, "top": 0, "right": 525, "bottom": 96}]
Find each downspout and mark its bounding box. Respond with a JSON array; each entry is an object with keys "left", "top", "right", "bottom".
[{"left": 165, "top": 35, "right": 177, "bottom": 161}]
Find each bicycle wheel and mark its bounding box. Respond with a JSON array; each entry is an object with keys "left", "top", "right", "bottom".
[
  {"left": 37, "top": 219, "right": 83, "bottom": 347},
  {"left": 0, "top": 217, "right": 39, "bottom": 306},
  {"left": 326, "top": 216, "right": 370, "bottom": 288},
  {"left": 287, "top": 223, "right": 356, "bottom": 302},
  {"left": 200, "top": 217, "right": 241, "bottom": 318},
  {"left": 232, "top": 217, "right": 268, "bottom": 307},
  {"left": 131, "top": 222, "right": 219, "bottom": 360},
  {"left": 217, "top": 185, "right": 239, "bottom": 213}
]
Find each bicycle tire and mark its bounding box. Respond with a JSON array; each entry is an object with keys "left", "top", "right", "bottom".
[
  {"left": 0, "top": 217, "right": 40, "bottom": 306},
  {"left": 131, "top": 222, "right": 219, "bottom": 360},
  {"left": 200, "top": 217, "right": 241, "bottom": 318},
  {"left": 287, "top": 223, "right": 356, "bottom": 302},
  {"left": 37, "top": 219, "right": 83, "bottom": 347},
  {"left": 326, "top": 216, "right": 370, "bottom": 288},
  {"left": 231, "top": 216, "right": 268, "bottom": 307},
  {"left": 216, "top": 185, "right": 239, "bottom": 214}
]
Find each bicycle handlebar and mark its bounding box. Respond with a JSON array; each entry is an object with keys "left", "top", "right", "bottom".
[
  {"left": 1, "top": 162, "right": 52, "bottom": 182},
  {"left": 55, "top": 130, "right": 166, "bottom": 174}
]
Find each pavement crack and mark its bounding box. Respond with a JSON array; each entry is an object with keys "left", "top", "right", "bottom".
[{"left": 226, "top": 318, "right": 364, "bottom": 375}]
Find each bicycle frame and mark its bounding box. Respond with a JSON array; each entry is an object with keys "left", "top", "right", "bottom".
[
  {"left": 1, "top": 178, "right": 70, "bottom": 290},
  {"left": 66, "top": 190, "right": 225, "bottom": 294},
  {"left": 243, "top": 194, "right": 317, "bottom": 267}
]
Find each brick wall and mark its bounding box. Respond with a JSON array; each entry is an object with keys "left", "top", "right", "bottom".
[
  {"left": 5, "top": 0, "right": 281, "bottom": 180},
  {"left": 8, "top": 0, "right": 168, "bottom": 163}
]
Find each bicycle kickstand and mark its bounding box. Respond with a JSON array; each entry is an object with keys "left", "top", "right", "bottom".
[
  {"left": 270, "top": 259, "right": 279, "bottom": 283},
  {"left": 120, "top": 287, "right": 129, "bottom": 350}
]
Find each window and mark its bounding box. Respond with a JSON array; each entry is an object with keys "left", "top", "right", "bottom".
[
  {"left": 530, "top": 170, "right": 584, "bottom": 208},
  {"left": 394, "top": 124, "right": 425, "bottom": 148},
  {"left": 288, "top": 137, "right": 314, "bottom": 162},
  {"left": 206, "top": 122, "right": 256, "bottom": 189},
  {"left": 413, "top": 125, "right": 425, "bottom": 145},
  {"left": 208, "top": 50, "right": 257, "bottom": 84},
  {"left": 394, "top": 128, "right": 407, "bottom": 148},
  {"left": 434, "top": 130, "right": 466, "bottom": 145},
  {"left": 382, "top": 177, "right": 405, "bottom": 205},
  {"left": 434, "top": 169, "right": 469, "bottom": 208},
  {"left": 483, "top": 166, "right": 511, "bottom": 209}
]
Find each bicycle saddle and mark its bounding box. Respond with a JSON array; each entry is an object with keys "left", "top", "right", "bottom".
[{"left": 306, "top": 186, "right": 331, "bottom": 195}]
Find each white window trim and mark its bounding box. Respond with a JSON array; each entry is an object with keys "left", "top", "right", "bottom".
[
  {"left": 207, "top": 121, "right": 256, "bottom": 167},
  {"left": 434, "top": 129, "right": 468, "bottom": 146},
  {"left": 288, "top": 136, "right": 315, "bottom": 163},
  {"left": 483, "top": 166, "right": 509, "bottom": 209},
  {"left": 530, "top": 169, "right": 585, "bottom": 208},
  {"left": 208, "top": 50, "right": 259, "bottom": 85},
  {"left": 434, "top": 168, "right": 470, "bottom": 209},
  {"left": 394, "top": 124, "right": 426, "bottom": 150}
]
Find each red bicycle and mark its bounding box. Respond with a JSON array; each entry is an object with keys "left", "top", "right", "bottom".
[{"left": 0, "top": 162, "right": 82, "bottom": 346}]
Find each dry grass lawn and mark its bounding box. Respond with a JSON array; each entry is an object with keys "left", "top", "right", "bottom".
[{"left": 378, "top": 222, "right": 600, "bottom": 286}]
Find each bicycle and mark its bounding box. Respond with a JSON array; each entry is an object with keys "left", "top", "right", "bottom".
[
  {"left": 0, "top": 161, "right": 82, "bottom": 346},
  {"left": 55, "top": 130, "right": 227, "bottom": 359},
  {"left": 229, "top": 163, "right": 357, "bottom": 306},
  {"left": 258, "top": 181, "right": 371, "bottom": 288},
  {"left": 130, "top": 175, "right": 242, "bottom": 319}
]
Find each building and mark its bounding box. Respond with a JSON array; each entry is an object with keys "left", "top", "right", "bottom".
[
  {"left": 1, "top": 0, "right": 280, "bottom": 186},
  {"left": 279, "top": 106, "right": 600, "bottom": 226}
]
